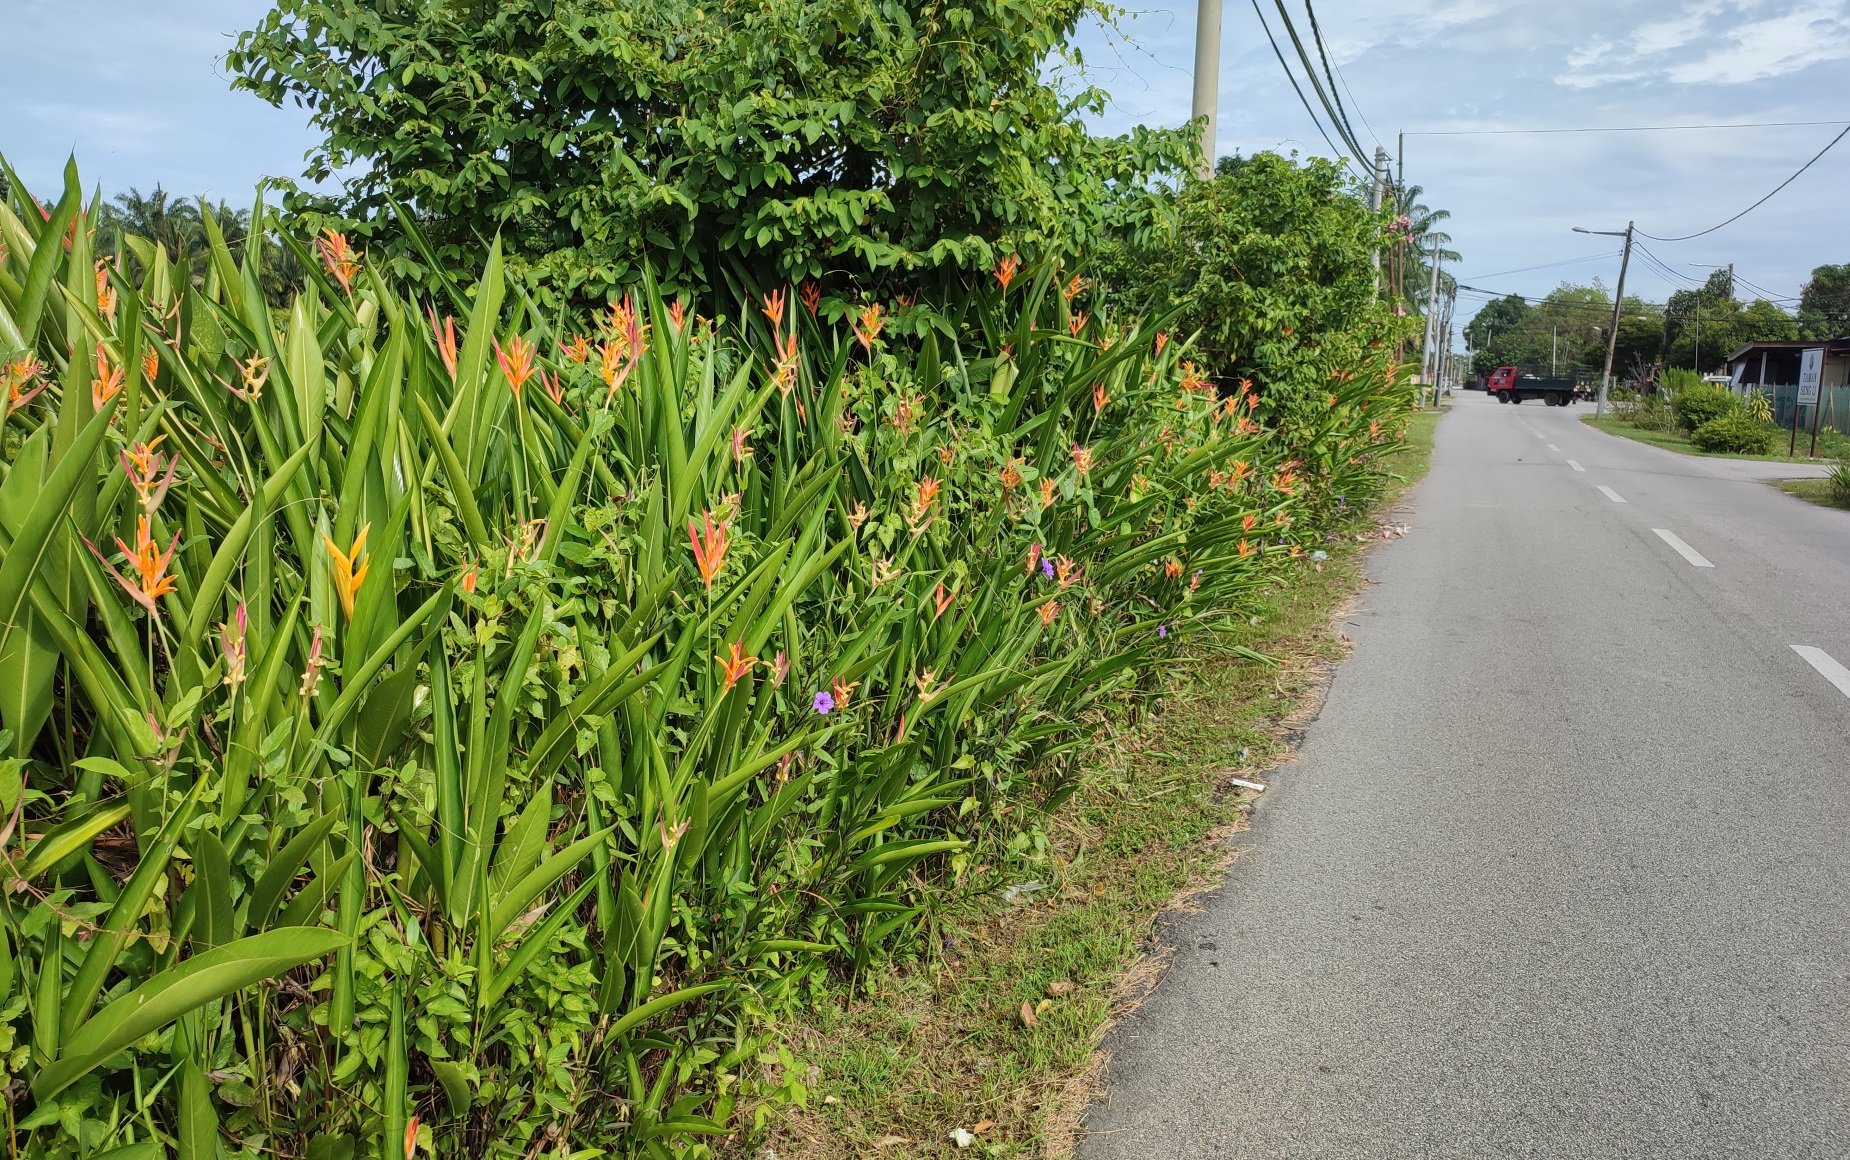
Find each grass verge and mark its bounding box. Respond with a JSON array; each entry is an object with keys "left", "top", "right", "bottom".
[
  {"left": 1775, "top": 475, "right": 1850, "bottom": 511},
  {"left": 1580, "top": 415, "right": 1836, "bottom": 463},
  {"left": 740, "top": 409, "right": 1440, "bottom": 1160}
]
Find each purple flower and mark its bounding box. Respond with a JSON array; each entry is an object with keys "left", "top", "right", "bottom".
[
  {"left": 1158, "top": 625, "right": 1169, "bottom": 638},
  {"left": 1041, "top": 557, "right": 1055, "bottom": 579},
  {"left": 812, "top": 691, "right": 835, "bottom": 715}
]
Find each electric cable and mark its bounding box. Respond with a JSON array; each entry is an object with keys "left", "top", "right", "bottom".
[
  {"left": 1461, "top": 252, "right": 1620, "bottom": 281},
  {"left": 1265, "top": 0, "right": 1371, "bottom": 167},
  {"left": 1303, "top": 0, "right": 1374, "bottom": 155},
  {"left": 1247, "top": 0, "right": 1366, "bottom": 178},
  {"left": 1405, "top": 120, "right": 1850, "bottom": 137},
  {"left": 1639, "top": 123, "right": 1850, "bottom": 242}
]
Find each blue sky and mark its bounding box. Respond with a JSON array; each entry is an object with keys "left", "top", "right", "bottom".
[{"left": 5, "top": 0, "right": 1848, "bottom": 330}]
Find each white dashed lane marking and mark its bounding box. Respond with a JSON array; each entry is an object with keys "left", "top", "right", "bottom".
[
  {"left": 1652, "top": 529, "right": 1713, "bottom": 568},
  {"left": 1597, "top": 485, "right": 1627, "bottom": 503},
  {"left": 1792, "top": 646, "right": 1850, "bottom": 700}
]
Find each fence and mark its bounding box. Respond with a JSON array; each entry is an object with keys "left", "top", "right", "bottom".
[{"left": 1737, "top": 383, "right": 1850, "bottom": 438}]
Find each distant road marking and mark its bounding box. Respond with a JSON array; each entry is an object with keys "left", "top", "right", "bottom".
[
  {"left": 1536, "top": 432, "right": 1547, "bottom": 439},
  {"left": 1548, "top": 443, "right": 1562, "bottom": 452},
  {"left": 1652, "top": 528, "right": 1713, "bottom": 568},
  {"left": 1791, "top": 646, "right": 1850, "bottom": 700},
  {"left": 1597, "top": 485, "right": 1627, "bottom": 503},
  {"left": 1567, "top": 459, "right": 1586, "bottom": 472}
]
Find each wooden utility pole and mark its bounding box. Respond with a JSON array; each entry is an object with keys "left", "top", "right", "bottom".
[
  {"left": 1575, "top": 221, "right": 1635, "bottom": 416},
  {"left": 1369, "top": 146, "right": 1389, "bottom": 291},
  {"left": 1191, "top": 0, "right": 1223, "bottom": 177}
]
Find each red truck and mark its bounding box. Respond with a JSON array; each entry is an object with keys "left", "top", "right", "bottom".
[{"left": 1486, "top": 366, "right": 1578, "bottom": 407}]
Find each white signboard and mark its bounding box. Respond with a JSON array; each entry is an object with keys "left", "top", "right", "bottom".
[{"left": 1799, "top": 348, "right": 1823, "bottom": 405}]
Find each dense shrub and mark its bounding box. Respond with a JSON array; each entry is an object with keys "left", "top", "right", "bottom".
[
  {"left": 0, "top": 166, "right": 1410, "bottom": 1157},
  {"left": 1098, "top": 152, "right": 1409, "bottom": 447},
  {"left": 228, "top": 0, "right": 1195, "bottom": 303},
  {"left": 1674, "top": 382, "right": 1741, "bottom": 432},
  {"left": 1831, "top": 464, "right": 1850, "bottom": 505},
  {"left": 1691, "top": 413, "right": 1775, "bottom": 454}
]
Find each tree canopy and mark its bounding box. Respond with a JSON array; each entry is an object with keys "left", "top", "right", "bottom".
[
  {"left": 229, "top": 0, "right": 1195, "bottom": 304},
  {"left": 1799, "top": 263, "right": 1850, "bottom": 339}
]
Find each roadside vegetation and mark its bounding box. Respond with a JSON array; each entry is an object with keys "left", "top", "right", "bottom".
[
  {"left": 748, "top": 410, "right": 1438, "bottom": 1159},
  {"left": 0, "top": 4, "right": 1432, "bottom": 1157},
  {"left": 1776, "top": 466, "right": 1850, "bottom": 512},
  {"left": 1588, "top": 371, "right": 1845, "bottom": 463}
]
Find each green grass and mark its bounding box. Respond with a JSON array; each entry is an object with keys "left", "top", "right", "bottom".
[
  {"left": 1581, "top": 415, "right": 1833, "bottom": 463},
  {"left": 742, "top": 410, "right": 1441, "bottom": 1160},
  {"left": 1775, "top": 476, "right": 1850, "bottom": 511}
]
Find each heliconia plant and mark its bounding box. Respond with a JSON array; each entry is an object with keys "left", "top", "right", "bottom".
[{"left": 0, "top": 159, "right": 1410, "bottom": 1158}]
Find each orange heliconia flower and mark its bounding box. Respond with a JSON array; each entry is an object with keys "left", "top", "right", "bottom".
[
  {"left": 316, "top": 229, "right": 360, "bottom": 294},
  {"left": 667, "top": 298, "right": 688, "bottom": 331},
  {"left": 429, "top": 310, "right": 462, "bottom": 378},
  {"left": 460, "top": 563, "right": 479, "bottom": 594},
  {"left": 92, "top": 343, "right": 125, "bottom": 410},
  {"left": 772, "top": 331, "right": 800, "bottom": 396},
  {"left": 1369, "top": 419, "right": 1382, "bottom": 438},
  {"left": 494, "top": 334, "right": 537, "bottom": 399},
  {"left": 1093, "top": 383, "right": 1109, "bottom": 414},
  {"left": 730, "top": 426, "right": 752, "bottom": 464},
  {"left": 762, "top": 288, "right": 787, "bottom": 332},
  {"left": 231, "top": 354, "right": 270, "bottom": 403},
  {"left": 830, "top": 676, "right": 859, "bottom": 709},
  {"left": 1242, "top": 513, "right": 1257, "bottom": 532},
  {"left": 1163, "top": 558, "right": 1183, "bottom": 580},
  {"left": 3, "top": 354, "right": 47, "bottom": 415},
  {"left": 1063, "top": 274, "right": 1087, "bottom": 302},
  {"left": 141, "top": 348, "right": 159, "bottom": 382},
  {"left": 324, "top": 524, "right": 371, "bottom": 620},
  {"left": 799, "top": 280, "right": 822, "bottom": 316},
  {"left": 909, "top": 477, "right": 941, "bottom": 530},
  {"left": 95, "top": 261, "right": 117, "bottom": 322},
  {"left": 1037, "top": 600, "right": 1059, "bottom": 626},
  {"left": 1054, "top": 555, "right": 1079, "bottom": 589},
  {"left": 1026, "top": 543, "right": 1043, "bottom": 576},
  {"left": 771, "top": 650, "right": 791, "bottom": 687},
  {"left": 559, "top": 334, "right": 591, "bottom": 364},
  {"left": 1238, "top": 540, "right": 1255, "bottom": 557},
  {"left": 852, "top": 303, "right": 884, "bottom": 351},
  {"left": 1154, "top": 332, "right": 1169, "bottom": 356},
  {"left": 120, "top": 436, "right": 177, "bottom": 514},
  {"left": 933, "top": 581, "right": 956, "bottom": 619},
  {"left": 714, "top": 641, "right": 760, "bottom": 694},
  {"left": 1068, "top": 313, "right": 1088, "bottom": 337},
  {"left": 688, "top": 512, "right": 730, "bottom": 590},
  {"left": 994, "top": 254, "right": 1021, "bottom": 292},
  {"left": 1039, "top": 478, "right": 1056, "bottom": 508},
  {"left": 87, "top": 514, "right": 180, "bottom": 615},
  {"left": 1071, "top": 444, "right": 1095, "bottom": 477},
  {"left": 999, "top": 458, "right": 1023, "bottom": 490}
]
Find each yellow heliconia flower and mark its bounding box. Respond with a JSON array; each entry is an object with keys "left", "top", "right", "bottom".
[{"left": 324, "top": 523, "right": 371, "bottom": 620}]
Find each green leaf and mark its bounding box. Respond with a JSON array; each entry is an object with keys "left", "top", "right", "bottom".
[{"left": 33, "top": 927, "right": 347, "bottom": 1101}]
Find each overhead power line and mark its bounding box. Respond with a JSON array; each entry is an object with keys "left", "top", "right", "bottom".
[
  {"left": 1405, "top": 120, "right": 1850, "bottom": 137},
  {"left": 1247, "top": 0, "right": 1365, "bottom": 177},
  {"left": 1639, "top": 123, "right": 1850, "bottom": 242},
  {"left": 1261, "top": 0, "right": 1371, "bottom": 169},
  {"left": 1303, "top": 0, "right": 1373, "bottom": 155},
  {"left": 1461, "top": 251, "right": 1620, "bottom": 281}
]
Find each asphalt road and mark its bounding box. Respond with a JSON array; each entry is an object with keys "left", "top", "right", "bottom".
[{"left": 1078, "top": 392, "right": 1850, "bottom": 1159}]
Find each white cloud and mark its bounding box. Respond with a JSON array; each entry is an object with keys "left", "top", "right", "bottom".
[{"left": 1559, "top": 0, "right": 1850, "bottom": 87}]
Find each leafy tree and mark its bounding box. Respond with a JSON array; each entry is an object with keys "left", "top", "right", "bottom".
[
  {"left": 1464, "top": 293, "right": 1529, "bottom": 371},
  {"left": 1393, "top": 183, "right": 1458, "bottom": 312},
  {"left": 229, "top": 0, "right": 1194, "bottom": 304},
  {"left": 1799, "top": 263, "right": 1850, "bottom": 338},
  {"left": 1130, "top": 152, "right": 1408, "bottom": 438}
]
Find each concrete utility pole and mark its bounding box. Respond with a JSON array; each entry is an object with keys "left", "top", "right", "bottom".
[
  {"left": 1191, "top": 0, "right": 1223, "bottom": 177},
  {"left": 1369, "top": 146, "right": 1389, "bottom": 291},
  {"left": 1420, "top": 243, "right": 1443, "bottom": 405},
  {"left": 1573, "top": 221, "right": 1634, "bottom": 417}
]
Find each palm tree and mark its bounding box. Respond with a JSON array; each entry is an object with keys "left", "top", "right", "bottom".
[
  {"left": 98, "top": 186, "right": 304, "bottom": 301},
  {"left": 1393, "top": 184, "right": 1459, "bottom": 314}
]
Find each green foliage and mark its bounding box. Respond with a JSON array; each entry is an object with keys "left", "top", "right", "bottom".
[
  {"left": 1690, "top": 412, "right": 1775, "bottom": 454},
  {"left": 1746, "top": 389, "right": 1774, "bottom": 424},
  {"left": 1463, "top": 281, "right": 1661, "bottom": 383},
  {"left": 1672, "top": 380, "right": 1740, "bottom": 431},
  {"left": 227, "top": 0, "right": 1195, "bottom": 304},
  {"left": 1799, "top": 263, "right": 1850, "bottom": 340},
  {"left": 0, "top": 160, "right": 1408, "bottom": 1157},
  {"left": 1105, "top": 153, "right": 1413, "bottom": 446},
  {"left": 1830, "top": 463, "right": 1850, "bottom": 505}
]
